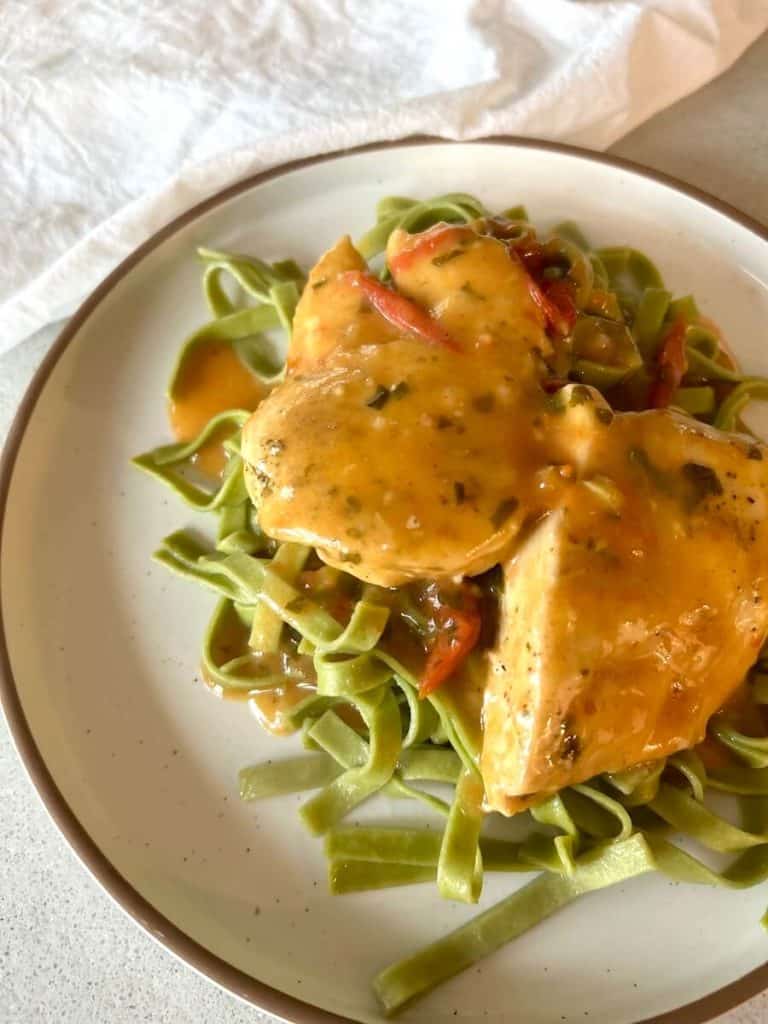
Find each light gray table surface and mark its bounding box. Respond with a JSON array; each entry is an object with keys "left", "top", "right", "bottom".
[{"left": 2, "top": 32, "right": 768, "bottom": 1024}]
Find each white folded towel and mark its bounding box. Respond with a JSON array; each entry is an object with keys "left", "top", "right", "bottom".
[{"left": 1, "top": 0, "right": 766, "bottom": 350}]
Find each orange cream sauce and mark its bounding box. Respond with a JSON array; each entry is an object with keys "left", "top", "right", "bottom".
[
  {"left": 169, "top": 340, "right": 267, "bottom": 476},
  {"left": 249, "top": 681, "right": 317, "bottom": 735},
  {"left": 202, "top": 649, "right": 318, "bottom": 737}
]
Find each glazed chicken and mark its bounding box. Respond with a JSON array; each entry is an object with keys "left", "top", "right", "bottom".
[
  {"left": 244, "top": 226, "right": 551, "bottom": 585},
  {"left": 484, "top": 387, "right": 768, "bottom": 811},
  {"left": 242, "top": 221, "right": 768, "bottom": 815}
]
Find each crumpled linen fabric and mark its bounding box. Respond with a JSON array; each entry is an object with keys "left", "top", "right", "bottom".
[{"left": 1, "top": 0, "right": 766, "bottom": 350}]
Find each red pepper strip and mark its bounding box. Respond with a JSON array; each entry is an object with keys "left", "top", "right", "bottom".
[
  {"left": 505, "top": 247, "right": 572, "bottom": 338},
  {"left": 419, "top": 593, "right": 481, "bottom": 699},
  {"left": 388, "top": 223, "right": 472, "bottom": 275},
  {"left": 542, "top": 377, "right": 570, "bottom": 394},
  {"left": 649, "top": 317, "right": 688, "bottom": 408},
  {"left": 523, "top": 267, "right": 571, "bottom": 337},
  {"left": 507, "top": 239, "right": 579, "bottom": 338},
  {"left": 542, "top": 279, "right": 578, "bottom": 335},
  {"left": 341, "top": 271, "right": 460, "bottom": 351}
]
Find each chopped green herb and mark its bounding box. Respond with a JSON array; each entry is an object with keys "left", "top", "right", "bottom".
[
  {"left": 681, "top": 462, "right": 723, "bottom": 510},
  {"left": 254, "top": 469, "right": 273, "bottom": 496},
  {"left": 339, "top": 551, "right": 362, "bottom": 565},
  {"left": 345, "top": 495, "right": 362, "bottom": 514},
  {"left": 748, "top": 445, "right": 764, "bottom": 461},
  {"left": 569, "top": 385, "right": 593, "bottom": 406},
  {"left": 311, "top": 277, "right": 328, "bottom": 290},
  {"left": 460, "top": 282, "right": 483, "bottom": 300},
  {"left": 628, "top": 447, "right": 649, "bottom": 470},
  {"left": 472, "top": 393, "right": 495, "bottom": 413},
  {"left": 432, "top": 249, "right": 465, "bottom": 267},
  {"left": 435, "top": 415, "right": 454, "bottom": 430},
  {"left": 453, "top": 481, "right": 466, "bottom": 505},
  {"left": 628, "top": 446, "right": 673, "bottom": 494},
  {"left": 595, "top": 406, "right": 614, "bottom": 425},
  {"left": 367, "top": 386, "right": 389, "bottom": 409},
  {"left": 491, "top": 497, "right": 519, "bottom": 529},
  {"left": 366, "top": 381, "right": 410, "bottom": 410}
]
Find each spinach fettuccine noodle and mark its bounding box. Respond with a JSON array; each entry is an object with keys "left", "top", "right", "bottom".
[{"left": 133, "top": 193, "right": 768, "bottom": 1016}]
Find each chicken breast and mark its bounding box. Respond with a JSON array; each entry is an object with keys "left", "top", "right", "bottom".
[
  {"left": 386, "top": 223, "right": 551, "bottom": 368},
  {"left": 242, "top": 226, "right": 552, "bottom": 585},
  {"left": 483, "top": 393, "right": 768, "bottom": 813},
  {"left": 243, "top": 338, "right": 548, "bottom": 585},
  {"left": 288, "top": 236, "right": 400, "bottom": 372}
]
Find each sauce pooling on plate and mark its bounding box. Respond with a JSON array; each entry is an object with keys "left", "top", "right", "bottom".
[{"left": 170, "top": 339, "right": 267, "bottom": 476}]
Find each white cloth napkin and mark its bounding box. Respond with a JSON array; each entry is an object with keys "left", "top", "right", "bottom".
[{"left": 2, "top": 0, "right": 767, "bottom": 352}]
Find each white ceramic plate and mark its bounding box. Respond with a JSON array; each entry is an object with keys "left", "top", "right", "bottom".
[{"left": 3, "top": 140, "right": 768, "bottom": 1024}]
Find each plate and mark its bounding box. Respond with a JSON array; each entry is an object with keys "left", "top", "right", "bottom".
[{"left": 3, "top": 139, "right": 768, "bottom": 1024}]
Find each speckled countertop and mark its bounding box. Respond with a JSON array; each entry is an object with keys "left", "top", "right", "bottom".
[{"left": 2, "top": 32, "right": 768, "bottom": 1024}]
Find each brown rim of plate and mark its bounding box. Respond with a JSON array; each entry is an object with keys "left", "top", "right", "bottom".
[{"left": 1, "top": 135, "right": 768, "bottom": 1024}]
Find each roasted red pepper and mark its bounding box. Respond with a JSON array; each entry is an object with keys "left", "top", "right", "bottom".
[
  {"left": 649, "top": 317, "right": 688, "bottom": 408},
  {"left": 540, "top": 279, "right": 578, "bottom": 336},
  {"left": 419, "top": 588, "right": 481, "bottom": 698},
  {"left": 507, "top": 246, "right": 577, "bottom": 338},
  {"left": 341, "top": 271, "right": 460, "bottom": 351}
]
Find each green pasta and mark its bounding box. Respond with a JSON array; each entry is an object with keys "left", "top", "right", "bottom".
[
  {"left": 132, "top": 410, "right": 250, "bottom": 510},
  {"left": 168, "top": 306, "right": 284, "bottom": 399},
  {"left": 436, "top": 768, "right": 484, "bottom": 903},
  {"left": 358, "top": 193, "right": 486, "bottom": 262},
  {"left": 239, "top": 753, "right": 341, "bottom": 799},
  {"left": 248, "top": 543, "right": 310, "bottom": 652},
  {"left": 300, "top": 688, "right": 402, "bottom": 835},
  {"left": 373, "top": 834, "right": 657, "bottom": 1016},
  {"left": 632, "top": 286, "right": 671, "bottom": 356},
  {"left": 711, "top": 720, "right": 768, "bottom": 769},
  {"left": 374, "top": 825, "right": 768, "bottom": 1016},
  {"left": 650, "top": 784, "right": 768, "bottom": 853},
  {"left": 308, "top": 709, "right": 452, "bottom": 817},
  {"left": 715, "top": 378, "right": 768, "bottom": 430},
  {"left": 330, "top": 861, "right": 437, "bottom": 894}
]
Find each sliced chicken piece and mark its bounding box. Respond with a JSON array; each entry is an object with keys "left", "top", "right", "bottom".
[
  {"left": 288, "top": 236, "right": 399, "bottom": 372},
  {"left": 243, "top": 338, "right": 548, "bottom": 585},
  {"left": 482, "top": 402, "right": 768, "bottom": 813},
  {"left": 387, "top": 224, "right": 552, "bottom": 376},
  {"left": 243, "top": 224, "right": 553, "bottom": 585}
]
